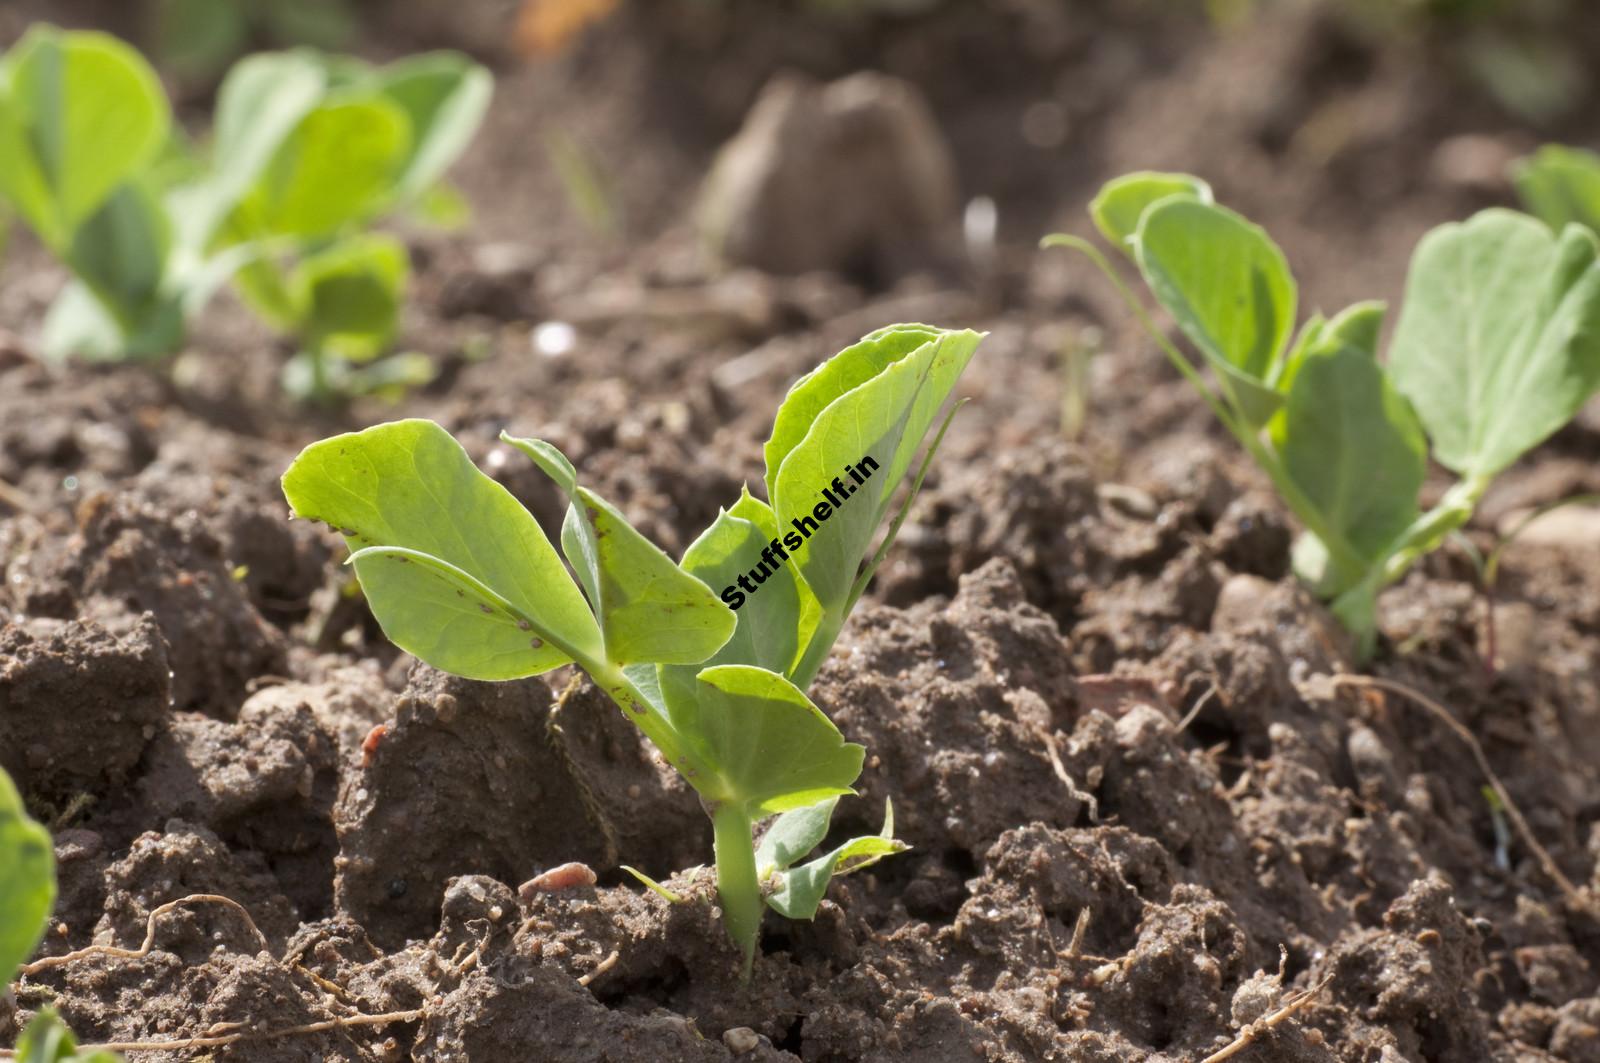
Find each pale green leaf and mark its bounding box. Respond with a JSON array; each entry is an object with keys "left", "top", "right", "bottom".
[
  {"left": 1388, "top": 209, "right": 1600, "bottom": 478},
  {"left": 291, "top": 233, "right": 409, "bottom": 361},
  {"left": 765, "top": 799, "right": 905, "bottom": 920},
  {"left": 1274, "top": 344, "right": 1426, "bottom": 566},
  {"left": 1134, "top": 198, "right": 1297, "bottom": 426},
  {"left": 1513, "top": 144, "right": 1600, "bottom": 234},
  {"left": 755, "top": 795, "right": 839, "bottom": 874},
  {"left": 685, "top": 665, "right": 863, "bottom": 812},
  {"left": 763, "top": 323, "right": 941, "bottom": 496},
  {"left": 177, "top": 49, "right": 326, "bottom": 249},
  {"left": 374, "top": 52, "right": 493, "bottom": 201},
  {"left": 770, "top": 327, "right": 982, "bottom": 614},
  {"left": 1272, "top": 300, "right": 1384, "bottom": 394},
  {"left": 0, "top": 767, "right": 54, "bottom": 987},
  {"left": 0, "top": 27, "right": 169, "bottom": 249},
  {"left": 1089, "top": 170, "right": 1212, "bottom": 252},
  {"left": 281, "top": 419, "right": 603, "bottom": 677},
  {"left": 502, "top": 434, "right": 735, "bottom": 667},
  {"left": 235, "top": 96, "right": 410, "bottom": 239}
]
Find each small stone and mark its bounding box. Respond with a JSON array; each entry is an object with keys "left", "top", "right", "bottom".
[{"left": 722, "top": 1027, "right": 760, "bottom": 1054}]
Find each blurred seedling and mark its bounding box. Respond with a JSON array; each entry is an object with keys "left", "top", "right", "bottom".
[
  {"left": 1513, "top": 143, "right": 1600, "bottom": 238},
  {"left": 281, "top": 323, "right": 984, "bottom": 978},
  {"left": 194, "top": 47, "right": 492, "bottom": 401},
  {"left": 1048, "top": 171, "right": 1600, "bottom": 661},
  {"left": 1058, "top": 324, "right": 1103, "bottom": 442},
  {"left": 0, "top": 27, "right": 491, "bottom": 401}
]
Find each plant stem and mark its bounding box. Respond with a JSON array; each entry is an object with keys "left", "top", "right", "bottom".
[{"left": 712, "top": 801, "right": 761, "bottom": 982}]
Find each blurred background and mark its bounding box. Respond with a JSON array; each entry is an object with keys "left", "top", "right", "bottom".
[{"left": 2, "top": 0, "right": 1599, "bottom": 549}]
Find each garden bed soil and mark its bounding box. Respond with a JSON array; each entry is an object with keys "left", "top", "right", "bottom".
[{"left": 3, "top": 1, "right": 1600, "bottom": 1060}]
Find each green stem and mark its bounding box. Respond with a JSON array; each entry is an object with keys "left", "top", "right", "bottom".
[
  {"left": 789, "top": 610, "right": 845, "bottom": 692},
  {"left": 712, "top": 800, "right": 761, "bottom": 982},
  {"left": 587, "top": 661, "right": 705, "bottom": 787},
  {"left": 1044, "top": 234, "right": 1368, "bottom": 579}
]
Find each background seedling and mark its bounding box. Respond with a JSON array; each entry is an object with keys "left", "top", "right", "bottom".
[
  {"left": 0, "top": 26, "right": 196, "bottom": 361},
  {"left": 1049, "top": 172, "right": 1600, "bottom": 660},
  {"left": 1513, "top": 143, "right": 1600, "bottom": 236},
  {"left": 0, "top": 28, "right": 490, "bottom": 400},
  {"left": 281, "top": 323, "right": 983, "bottom": 977},
  {"left": 193, "top": 47, "right": 492, "bottom": 400}
]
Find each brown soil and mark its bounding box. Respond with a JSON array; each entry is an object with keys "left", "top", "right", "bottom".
[{"left": 3, "top": 1, "right": 1600, "bottom": 1060}]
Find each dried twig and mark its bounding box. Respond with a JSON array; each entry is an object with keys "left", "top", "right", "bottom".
[
  {"left": 1332, "top": 674, "right": 1591, "bottom": 914},
  {"left": 1197, "top": 974, "right": 1332, "bottom": 1063},
  {"left": 577, "top": 949, "right": 619, "bottom": 986},
  {"left": 1067, "top": 908, "right": 1090, "bottom": 958},
  {"left": 0, "top": 1008, "right": 425, "bottom": 1057},
  {"left": 1039, "top": 729, "right": 1100, "bottom": 821},
  {"left": 5, "top": 894, "right": 426, "bottom": 1059},
  {"left": 0, "top": 475, "right": 38, "bottom": 514},
  {"left": 1176, "top": 683, "right": 1219, "bottom": 733},
  {"left": 17, "top": 894, "right": 268, "bottom": 976}
]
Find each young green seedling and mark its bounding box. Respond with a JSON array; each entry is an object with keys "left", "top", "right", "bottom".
[
  {"left": 1048, "top": 172, "right": 1600, "bottom": 659},
  {"left": 1513, "top": 143, "right": 1600, "bottom": 236},
  {"left": 0, "top": 29, "right": 489, "bottom": 395},
  {"left": 192, "top": 47, "right": 491, "bottom": 400},
  {"left": 0, "top": 767, "right": 120, "bottom": 1061},
  {"left": 282, "top": 323, "right": 983, "bottom": 977},
  {"left": 0, "top": 26, "right": 200, "bottom": 360}
]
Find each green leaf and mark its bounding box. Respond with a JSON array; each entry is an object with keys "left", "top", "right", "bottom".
[
  {"left": 1134, "top": 198, "right": 1297, "bottom": 426},
  {"left": 685, "top": 665, "right": 863, "bottom": 813},
  {"left": 67, "top": 182, "right": 171, "bottom": 319},
  {"left": 620, "top": 865, "right": 685, "bottom": 904},
  {"left": 1273, "top": 343, "right": 1426, "bottom": 568},
  {"left": 1089, "top": 171, "right": 1212, "bottom": 252},
  {"left": 176, "top": 49, "right": 327, "bottom": 250},
  {"left": 763, "top": 323, "right": 941, "bottom": 491},
  {"left": 501, "top": 434, "right": 736, "bottom": 667},
  {"left": 1512, "top": 144, "right": 1600, "bottom": 234},
  {"left": 765, "top": 799, "right": 905, "bottom": 920},
  {"left": 0, "top": 766, "right": 54, "bottom": 988},
  {"left": 0, "top": 27, "right": 169, "bottom": 251},
  {"left": 15, "top": 1009, "right": 122, "bottom": 1063},
  {"left": 666, "top": 488, "right": 812, "bottom": 684},
  {"left": 235, "top": 95, "right": 410, "bottom": 239},
  {"left": 755, "top": 795, "right": 839, "bottom": 874},
  {"left": 1272, "top": 300, "right": 1384, "bottom": 394},
  {"left": 1388, "top": 209, "right": 1600, "bottom": 479},
  {"left": 291, "top": 233, "right": 409, "bottom": 362},
  {"left": 373, "top": 52, "right": 493, "bottom": 201},
  {"left": 281, "top": 419, "right": 603, "bottom": 678},
  {"left": 769, "top": 326, "right": 983, "bottom": 615}
]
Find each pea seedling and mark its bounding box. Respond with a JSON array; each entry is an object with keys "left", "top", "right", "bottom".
[
  {"left": 1048, "top": 173, "right": 1600, "bottom": 659},
  {"left": 0, "top": 767, "right": 119, "bottom": 1061},
  {"left": 195, "top": 48, "right": 491, "bottom": 399},
  {"left": 0, "top": 26, "right": 490, "bottom": 398},
  {"left": 0, "top": 26, "right": 197, "bottom": 360},
  {"left": 282, "top": 323, "right": 983, "bottom": 977}
]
